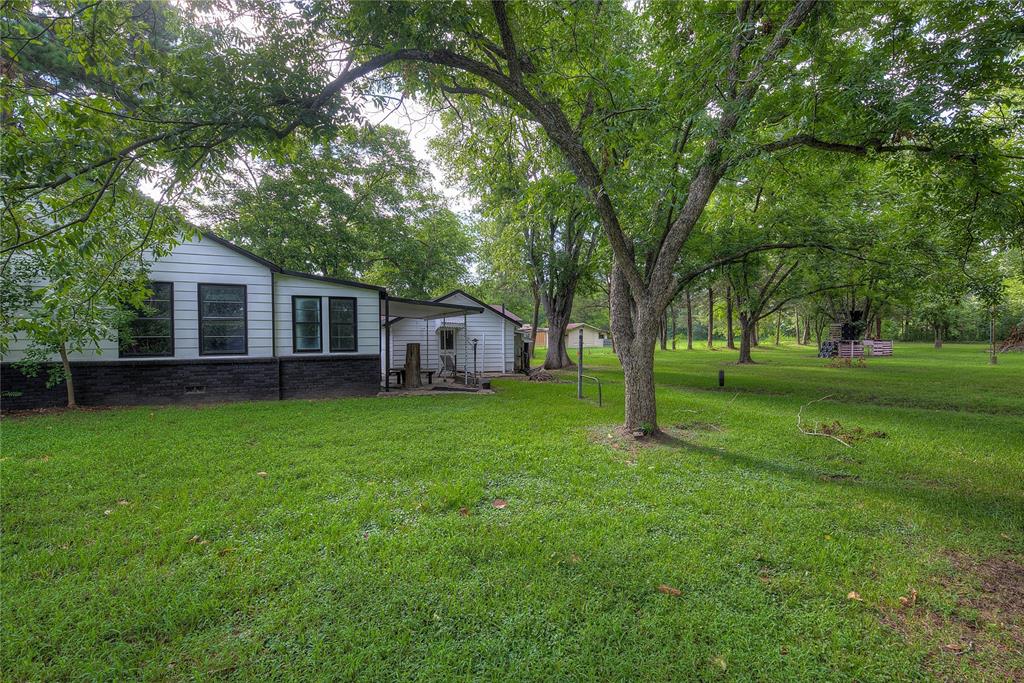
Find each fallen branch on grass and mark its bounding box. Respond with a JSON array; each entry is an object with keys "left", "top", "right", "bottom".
[{"left": 796, "top": 394, "right": 853, "bottom": 448}]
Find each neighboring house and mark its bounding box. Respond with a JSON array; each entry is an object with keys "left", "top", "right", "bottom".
[
  {"left": 567, "top": 323, "right": 610, "bottom": 348},
  {"left": 0, "top": 233, "right": 484, "bottom": 411},
  {"left": 385, "top": 290, "right": 525, "bottom": 376},
  {"left": 522, "top": 322, "right": 610, "bottom": 349}
]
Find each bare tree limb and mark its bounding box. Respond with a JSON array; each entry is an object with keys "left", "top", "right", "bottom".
[{"left": 797, "top": 395, "right": 853, "bottom": 447}]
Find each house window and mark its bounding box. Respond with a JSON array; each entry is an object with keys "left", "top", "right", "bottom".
[
  {"left": 120, "top": 282, "right": 174, "bottom": 357},
  {"left": 329, "top": 297, "right": 357, "bottom": 352},
  {"left": 439, "top": 329, "right": 455, "bottom": 351},
  {"left": 292, "top": 296, "right": 322, "bottom": 353},
  {"left": 198, "top": 284, "right": 247, "bottom": 355}
]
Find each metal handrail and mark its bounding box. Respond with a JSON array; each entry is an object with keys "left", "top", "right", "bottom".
[{"left": 579, "top": 374, "right": 603, "bottom": 407}]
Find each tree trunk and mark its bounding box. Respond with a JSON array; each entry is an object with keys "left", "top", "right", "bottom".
[
  {"left": 59, "top": 341, "right": 76, "bottom": 408},
  {"left": 794, "top": 313, "right": 801, "bottom": 344},
  {"left": 685, "top": 290, "right": 693, "bottom": 350},
  {"left": 609, "top": 264, "right": 660, "bottom": 432},
  {"left": 875, "top": 316, "right": 882, "bottom": 339},
  {"left": 989, "top": 314, "right": 998, "bottom": 364},
  {"left": 404, "top": 343, "right": 422, "bottom": 388},
  {"left": 752, "top": 323, "right": 759, "bottom": 346},
  {"left": 670, "top": 305, "right": 677, "bottom": 350},
  {"left": 726, "top": 286, "right": 735, "bottom": 349},
  {"left": 529, "top": 287, "right": 541, "bottom": 358},
  {"left": 775, "top": 312, "right": 782, "bottom": 345},
  {"left": 621, "top": 347, "right": 658, "bottom": 432},
  {"left": 706, "top": 287, "right": 714, "bottom": 349},
  {"left": 607, "top": 280, "right": 615, "bottom": 353},
  {"left": 544, "top": 314, "right": 573, "bottom": 368},
  {"left": 934, "top": 324, "right": 943, "bottom": 349},
  {"left": 542, "top": 284, "right": 577, "bottom": 369},
  {"left": 737, "top": 314, "right": 754, "bottom": 364},
  {"left": 659, "top": 313, "right": 667, "bottom": 350},
  {"left": 802, "top": 317, "right": 811, "bottom": 345}
]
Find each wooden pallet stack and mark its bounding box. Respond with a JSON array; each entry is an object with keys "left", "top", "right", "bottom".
[
  {"left": 863, "top": 339, "right": 893, "bottom": 356},
  {"left": 838, "top": 341, "right": 864, "bottom": 359},
  {"left": 820, "top": 323, "right": 894, "bottom": 359},
  {"left": 998, "top": 324, "right": 1024, "bottom": 352}
]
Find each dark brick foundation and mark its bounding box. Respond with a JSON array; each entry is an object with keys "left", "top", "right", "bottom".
[
  {"left": 279, "top": 355, "right": 379, "bottom": 399},
  {"left": 0, "top": 355, "right": 380, "bottom": 412}
]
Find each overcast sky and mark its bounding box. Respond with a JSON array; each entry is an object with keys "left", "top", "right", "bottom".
[{"left": 362, "top": 97, "right": 475, "bottom": 215}]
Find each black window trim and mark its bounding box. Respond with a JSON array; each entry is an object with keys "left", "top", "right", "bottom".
[
  {"left": 119, "top": 281, "right": 175, "bottom": 358},
  {"left": 291, "top": 295, "right": 323, "bottom": 354},
  {"left": 197, "top": 283, "right": 248, "bottom": 356},
  {"left": 328, "top": 296, "right": 358, "bottom": 353}
]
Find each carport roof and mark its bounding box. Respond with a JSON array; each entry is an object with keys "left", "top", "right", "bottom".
[{"left": 384, "top": 295, "right": 484, "bottom": 322}]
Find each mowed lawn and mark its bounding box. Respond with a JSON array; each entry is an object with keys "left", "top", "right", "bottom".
[{"left": 3, "top": 343, "right": 1023, "bottom": 681}]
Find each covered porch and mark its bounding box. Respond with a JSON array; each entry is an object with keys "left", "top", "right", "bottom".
[{"left": 381, "top": 295, "right": 485, "bottom": 392}]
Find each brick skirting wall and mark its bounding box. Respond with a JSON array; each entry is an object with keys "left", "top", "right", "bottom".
[
  {"left": 279, "top": 355, "right": 379, "bottom": 400},
  {"left": 0, "top": 355, "right": 380, "bottom": 412}
]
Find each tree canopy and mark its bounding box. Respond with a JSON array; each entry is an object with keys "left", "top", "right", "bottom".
[{"left": 193, "top": 126, "right": 472, "bottom": 298}]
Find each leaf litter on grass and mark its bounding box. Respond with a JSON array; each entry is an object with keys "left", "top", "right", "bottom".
[{"left": 881, "top": 551, "right": 1024, "bottom": 679}]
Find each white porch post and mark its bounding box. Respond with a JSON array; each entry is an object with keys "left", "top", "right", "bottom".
[
  {"left": 463, "top": 311, "right": 469, "bottom": 385},
  {"left": 384, "top": 295, "right": 390, "bottom": 392}
]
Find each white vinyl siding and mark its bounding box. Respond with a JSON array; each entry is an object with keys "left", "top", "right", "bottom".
[
  {"left": 386, "top": 318, "right": 445, "bottom": 372},
  {"left": 274, "top": 274, "right": 380, "bottom": 356},
  {"left": 386, "top": 293, "right": 518, "bottom": 374},
  {"left": 152, "top": 236, "right": 274, "bottom": 359},
  {"left": 1, "top": 234, "right": 274, "bottom": 362}
]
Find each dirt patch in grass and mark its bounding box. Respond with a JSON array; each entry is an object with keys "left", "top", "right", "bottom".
[
  {"left": 882, "top": 552, "right": 1024, "bottom": 680},
  {"left": 0, "top": 405, "right": 119, "bottom": 420},
  {"left": 673, "top": 420, "right": 724, "bottom": 433},
  {"left": 588, "top": 423, "right": 717, "bottom": 464},
  {"left": 527, "top": 369, "right": 563, "bottom": 382},
  {"left": 816, "top": 421, "right": 888, "bottom": 443},
  {"left": 818, "top": 472, "right": 862, "bottom": 483}
]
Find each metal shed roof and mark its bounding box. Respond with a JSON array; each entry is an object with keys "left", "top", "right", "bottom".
[{"left": 384, "top": 295, "right": 484, "bottom": 322}]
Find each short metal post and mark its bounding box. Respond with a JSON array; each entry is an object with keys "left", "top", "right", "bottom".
[
  {"left": 718, "top": 369, "right": 725, "bottom": 387},
  {"left": 577, "top": 328, "right": 583, "bottom": 399}
]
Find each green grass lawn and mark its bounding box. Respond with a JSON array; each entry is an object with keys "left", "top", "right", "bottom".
[{"left": 3, "top": 343, "right": 1023, "bottom": 681}]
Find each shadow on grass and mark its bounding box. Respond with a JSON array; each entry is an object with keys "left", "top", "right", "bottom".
[
  {"left": 659, "top": 382, "right": 1023, "bottom": 416},
  {"left": 656, "top": 437, "right": 1023, "bottom": 534}
]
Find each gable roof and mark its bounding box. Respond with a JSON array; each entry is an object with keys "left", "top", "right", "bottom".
[
  {"left": 434, "top": 289, "right": 523, "bottom": 326},
  {"left": 200, "top": 231, "right": 385, "bottom": 292},
  {"left": 566, "top": 322, "right": 607, "bottom": 332}
]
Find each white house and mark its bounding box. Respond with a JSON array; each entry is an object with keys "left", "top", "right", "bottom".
[
  {"left": 384, "top": 290, "right": 526, "bottom": 378},
  {"left": 522, "top": 322, "right": 610, "bottom": 349},
  {"left": 0, "top": 233, "right": 490, "bottom": 411},
  {"left": 565, "top": 323, "right": 610, "bottom": 348}
]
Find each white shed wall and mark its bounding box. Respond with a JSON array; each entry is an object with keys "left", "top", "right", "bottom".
[
  {"left": 384, "top": 293, "right": 517, "bottom": 374},
  {"left": 565, "top": 325, "right": 608, "bottom": 348}
]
